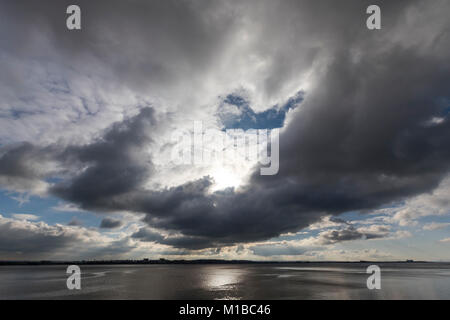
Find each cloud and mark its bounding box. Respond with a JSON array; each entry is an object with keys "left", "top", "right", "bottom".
[
  {"left": 439, "top": 238, "right": 450, "bottom": 243},
  {"left": 423, "top": 222, "right": 450, "bottom": 231},
  {"left": 67, "top": 218, "right": 83, "bottom": 227},
  {"left": 0, "top": 143, "right": 56, "bottom": 195},
  {"left": 311, "top": 249, "right": 396, "bottom": 261},
  {"left": 131, "top": 227, "right": 165, "bottom": 243},
  {"left": 100, "top": 218, "right": 123, "bottom": 229},
  {"left": 317, "top": 225, "right": 391, "bottom": 245},
  {"left": 0, "top": 214, "right": 112, "bottom": 259},
  {"left": 50, "top": 107, "right": 158, "bottom": 207},
  {"left": 249, "top": 223, "right": 408, "bottom": 257},
  {"left": 0, "top": 0, "right": 244, "bottom": 146},
  {"left": 307, "top": 216, "right": 350, "bottom": 231},
  {"left": 250, "top": 244, "right": 309, "bottom": 257},
  {"left": 52, "top": 203, "right": 85, "bottom": 213},
  {"left": 363, "top": 175, "right": 450, "bottom": 227},
  {"left": 11, "top": 214, "right": 39, "bottom": 221},
  {"left": 0, "top": 0, "right": 449, "bottom": 255},
  {"left": 0, "top": 214, "right": 176, "bottom": 260}
]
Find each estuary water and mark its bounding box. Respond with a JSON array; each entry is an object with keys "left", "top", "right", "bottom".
[{"left": 0, "top": 263, "right": 449, "bottom": 299}]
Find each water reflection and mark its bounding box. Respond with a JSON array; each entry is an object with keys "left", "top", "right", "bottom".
[
  {"left": 0, "top": 263, "right": 449, "bottom": 299},
  {"left": 206, "top": 269, "right": 240, "bottom": 288},
  {"left": 203, "top": 266, "right": 248, "bottom": 300}
]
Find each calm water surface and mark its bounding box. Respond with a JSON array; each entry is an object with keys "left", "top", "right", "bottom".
[{"left": 0, "top": 263, "right": 449, "bottom": 299}]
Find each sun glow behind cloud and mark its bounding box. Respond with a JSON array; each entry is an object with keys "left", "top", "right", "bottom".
[{"left": 210, "top": 166, "right": 247, "bottom": 192}]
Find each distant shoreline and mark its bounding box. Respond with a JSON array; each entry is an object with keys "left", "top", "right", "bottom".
[{"left": 0, "top": 259, "right": 435, "bottom": 266}]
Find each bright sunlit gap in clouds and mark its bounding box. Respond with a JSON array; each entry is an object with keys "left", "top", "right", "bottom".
[{"left": 210, "top": 166, "right": 249, "bottom": 192}]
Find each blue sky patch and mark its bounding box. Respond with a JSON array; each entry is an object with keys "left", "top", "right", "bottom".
[{"left": 218, "top": 91, "right": 303, "bottom": 130}]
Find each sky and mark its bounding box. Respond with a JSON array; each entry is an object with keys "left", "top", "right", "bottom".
[{"left": 0, "top": 0, "right": 449, "bottom": 261}]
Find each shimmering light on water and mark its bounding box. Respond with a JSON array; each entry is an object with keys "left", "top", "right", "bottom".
[{"left": 0, "top": 263, "right": 449, "bottom": 299}]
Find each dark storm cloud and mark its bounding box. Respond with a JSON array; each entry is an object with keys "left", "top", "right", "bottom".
[
  {"left": 0, "top": 143, "right": 39, "bottom": 178},
  {"left": 51, "top": 107, "right": 157, "bottom": 209},
  {"left": 131, "top": 227, "right": 211, "bottom": 250},
  {"left": 318, "top": 225, "right": 390, "bottom": 245},
  {"left": 0, "top": 142, "right": 58, "bottom": 194},
  {"left": 131, "top": 227, "right": 165, "bottom": 243},
  {"left": 251, "top": 48, "right": 450, "bottom": 214},
  {"left": 0, "top": 0, "right": 449, "bottom": 251},
  {"left": 100, "top": 218, "right": 123, "bottom": 229},
  {"left": 0, "top": 0, "right": 237, "bottom": 96}
]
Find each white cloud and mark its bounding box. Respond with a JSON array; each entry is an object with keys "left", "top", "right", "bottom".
[
  {"left": 423, "top": 222, "right": 450, "bottom": 231},
  {"left": 366, "top": 176, "right": 450, "bottom": 227},
  {"left": 307, "top": 216, "right": 348, "bottom": 230},
  {"left": 52, "top": 203, "right": 85, "bottom": 213},
  {"left": 11, "top": 213, "right": 39, "bottom": 221}
]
